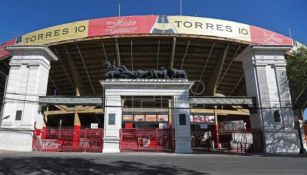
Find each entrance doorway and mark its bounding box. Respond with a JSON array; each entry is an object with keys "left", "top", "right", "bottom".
[{"left": 120, "top": 96, "right": 174, "bottom": 152}]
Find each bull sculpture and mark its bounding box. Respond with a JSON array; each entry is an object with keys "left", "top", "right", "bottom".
[{"left": 104, "top": 60, "right": 187, "bottom": 79}]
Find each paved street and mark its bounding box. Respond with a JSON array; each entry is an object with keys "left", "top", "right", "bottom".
[{"left": 0, "top": 151, "right": 306, "bottom": 175}]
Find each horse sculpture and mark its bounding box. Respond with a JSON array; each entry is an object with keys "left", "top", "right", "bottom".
[
  {"left": 104, "top": 61, "right": 120, "bottom": 79},
  {"left": 167, "top": 68, "right": 188, "bottom": 79},
  {"left": 119, "top": 65, "right": 135, "bottom": 78},
  {"left": 104, "top": 60, "right": 187, "bottom": 79}
]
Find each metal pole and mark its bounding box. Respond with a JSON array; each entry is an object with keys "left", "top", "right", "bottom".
[
  {"left": 59, "top": 119, "right": 62, "bottom": 139},
  {"left": 180, "top": 0, "right": 182, "bottom": 16},
  {"left": 119, "top": 4, "right": 121, "bottom": 17}
]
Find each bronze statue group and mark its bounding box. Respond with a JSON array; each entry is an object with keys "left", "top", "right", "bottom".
[{"left": 104, "top": 60, "right": 187, "bottom": 79}]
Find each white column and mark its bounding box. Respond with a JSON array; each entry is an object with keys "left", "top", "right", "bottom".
[
  {"left": 0, "top": 46, "right": 58, "bottom": 151},
  {"left": 237, "top": 45, "right": 300, "bottom": 153},
  {"left": 103, "top": 89, "right": 122, "bottom": 153},
  {"left": 172, "top": 89, "right": 192, "bottom": 153}
]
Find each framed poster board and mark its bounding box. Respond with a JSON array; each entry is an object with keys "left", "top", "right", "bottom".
[
  {"left": 123, "top": 115, "right": 134, "bottom": 122},
  {"left": 157, "top": 115, "right": 168, "bottom": 122},
  {"left": 91, "top": 123, "right": 98, "bottom": 129},
  {"left": 190, "top": 114, "right": 215, "bottom": 123},
  {"left": 134, "top": 115, "right": 145, "bottom": 122},
  {"left": 145, "top": 115, "right": 157, "bottom": 122}
]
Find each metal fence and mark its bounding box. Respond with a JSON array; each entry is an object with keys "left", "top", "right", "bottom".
[
  {"left": 191, "top": 129, "right": 263, "bottom": 153},
  {"left": 33, "top": 128, "right": 103, "bottom": 152},
  {"left": 120, "top": 128, "right": 174, "bottom": 152}
]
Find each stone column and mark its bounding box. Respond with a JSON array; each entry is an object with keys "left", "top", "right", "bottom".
[
  {"left": 172, "top": 89, "right": 192, "bottom": 153},
  {"left": 103, "top": 89, "right": 122, "bottom": 153},
  {"left": 0, "top": 46, "right": 58, "bottom": 151},
  {"left": 237, "top": 45, "right": 300, "bottom": 153}
]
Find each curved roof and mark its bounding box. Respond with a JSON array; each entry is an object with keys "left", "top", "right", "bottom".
[{"left": 0, "top": 15, "right": 293, "bottom": 59}]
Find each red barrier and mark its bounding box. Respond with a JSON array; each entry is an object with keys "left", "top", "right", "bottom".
[
  {"left": 120, "top": 129, "right": 138, "bottom": 151},
  {"left": 120, "top": 128, "right": 174, "bottom": 152},
  {"left": 72, "top": 125, "right": 81, "bottom": 148},
  {"left": 33, "top": 128, "right": 103, "bottom": 152}
]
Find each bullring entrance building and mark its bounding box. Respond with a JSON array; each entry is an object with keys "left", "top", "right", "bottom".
[{"left": 0, "top": 15, "right": 301, "bottom": 153}]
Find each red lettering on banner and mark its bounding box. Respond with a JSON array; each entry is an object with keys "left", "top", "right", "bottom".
[
  {"left": 88, "top": 16, "right": 157, "bottom": 37},
  {"left": 250, "top": 26, "right": 293, "bottom": 46},
  {"left": 0, "top": 38, "right": 17, "bottom": 59}
]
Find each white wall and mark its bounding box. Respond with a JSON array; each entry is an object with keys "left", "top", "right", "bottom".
[
  {"left": 0, "top": 47, "right": 56, "bottom": 151},
  {"left": 240, "top": 46, "right": 300, "bottom": 153}
]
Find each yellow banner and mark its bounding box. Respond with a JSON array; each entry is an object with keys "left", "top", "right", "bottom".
[
  {"left": 168, "top": 16, "right": 251, "bottom": 42},
  {"left": 21, "top": 20, "right": 89, "bottom": 45}
]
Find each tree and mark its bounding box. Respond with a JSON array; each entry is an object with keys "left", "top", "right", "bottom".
[
  {"left": 286, "top": 46, "right": 307, "bottom": 119},
  {"left": 286, "top": 46, "right": 307, "bottom": 153}
]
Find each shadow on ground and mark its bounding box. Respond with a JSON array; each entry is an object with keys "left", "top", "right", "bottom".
[
  {"left": 192, "top": 150, "right": 307, "bottom": 158},
  {"left": 0, "top": 156, "right": 207, "bottom": 175}
]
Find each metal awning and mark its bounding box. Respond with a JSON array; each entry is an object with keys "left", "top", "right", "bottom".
[
  {"left": 190, "top": 96, "right": 256, "bottom": 107},
  {"left": 39, "top": 96, "right": 103, "bottom": 105}
]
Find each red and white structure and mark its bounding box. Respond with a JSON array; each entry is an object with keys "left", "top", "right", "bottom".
[{"left": 0, "top": 15, "right": 302, "bottom": 153}]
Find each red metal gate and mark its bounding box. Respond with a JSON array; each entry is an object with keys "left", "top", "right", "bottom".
[
  {"left": 33, "top": 128, "right": 103, "bottom": 152},
  {"left": 120, "top": 128, "right": 174, "bottom": 152}
]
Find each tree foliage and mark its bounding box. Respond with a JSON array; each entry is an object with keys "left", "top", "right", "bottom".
[{"left": 286, "top": 46, "right": 307, "bottom": 109}]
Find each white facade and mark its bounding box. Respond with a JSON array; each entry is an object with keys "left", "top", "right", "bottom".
[
  {"left": 0, "top": 46, "right": 58, "bottom": 151},
  {"left": 237, "top": 46, "right": 300, "bottom": 153}
]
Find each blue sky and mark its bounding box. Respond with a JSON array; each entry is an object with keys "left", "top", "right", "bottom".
[{"left": 0, "top": 0, "right": 306, "bottom": 44}]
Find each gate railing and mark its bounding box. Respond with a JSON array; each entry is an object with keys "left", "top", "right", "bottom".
[{"left": 120, "top": 128, "right": 174, "bottom": 152}]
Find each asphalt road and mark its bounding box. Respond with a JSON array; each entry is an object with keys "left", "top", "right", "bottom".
[{"left": 0, "top": 151, "right": 306, "bottom": 175}]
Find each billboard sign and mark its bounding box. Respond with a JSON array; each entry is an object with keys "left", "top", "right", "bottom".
[
  {"left": 21, "top": 20, "right": 89, "bottom": 45},
  {"left": 88, "top": 16, "right": 157, "bottom": 37},
  {"left": 166, "top": 16, "right": 251, "bottom": 42},
  {"left": 0, "top": 15, "right": 293, "bottom": 59}
]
